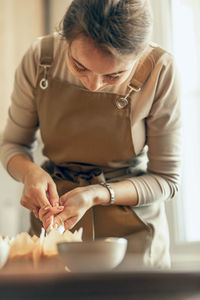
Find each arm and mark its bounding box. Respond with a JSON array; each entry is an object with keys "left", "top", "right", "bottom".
[
  {"left": 129, "top": 55, "right": 181, "bottom": 206},
  {"left": 0, "top": 38, "right": 61, "bottom": 217},
  {"left": 7, "top": 154, "right": 60, "bottom": 213}
]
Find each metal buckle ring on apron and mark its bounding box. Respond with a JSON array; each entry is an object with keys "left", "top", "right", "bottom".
[
  {"left": 39, "top": 64, "right": 51, "bottom": 90},
  {"left": 116, "top": 84, "right": 141, "bottom": 109}
]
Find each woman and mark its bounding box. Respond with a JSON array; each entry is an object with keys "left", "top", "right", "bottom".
[{"left": 0, "top": 0, "right": 181, "bottom": 268}]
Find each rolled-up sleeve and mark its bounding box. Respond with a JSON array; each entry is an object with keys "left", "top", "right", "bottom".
[
  {"left": 0, "top": 39, "right": 41, "bottom": 170},
  {"left": 129, "top": 56, "right": 182, "bottom": 206}
]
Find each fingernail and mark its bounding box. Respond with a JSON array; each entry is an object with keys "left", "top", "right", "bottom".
[
  {"left": 56, "top": 206, "right": 64, "bottom": 210},
  {"left": 43, "top": 205, "right": 51, "bottom": 211},
  {"left": 45, "top": 218, "right": 51, "bottom": 228},
  {"left": 46, "top": 217, "right": 50, "bottom": 223},
  {"left": 33, "top": 209, "right": 39, "bottom": 217}
]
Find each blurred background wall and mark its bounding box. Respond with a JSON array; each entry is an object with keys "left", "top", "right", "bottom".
[
  {"left": 0, "top": 0, "right": 45, "bottom": 235},
  {"left": 0, "top": 0, "right": 45, "bottom": 133}
]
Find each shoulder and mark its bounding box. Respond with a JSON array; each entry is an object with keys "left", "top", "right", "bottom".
[
  {"left": 147, "top": 42, "right": 176, "bottom": 78},
  {"left": 148, "top": 42, "right": 174, "bottom": 63},
  {"left": 141, "top": 42, "right": 178, "bottom": 91},
  {"left": 27, "top": 32, "right": 67, "bottom": 64},
  {"left": 22, "top": 32, "right": 67, "bottom": 64}
]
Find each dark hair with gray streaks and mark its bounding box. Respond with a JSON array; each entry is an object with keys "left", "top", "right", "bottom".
[{"left": 60, "top": 0, "right": 153, "bottom": 56}]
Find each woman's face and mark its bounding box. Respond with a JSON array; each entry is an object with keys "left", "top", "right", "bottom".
[{"left": 66, "top": 35, "right": 138, "bottom": 92}]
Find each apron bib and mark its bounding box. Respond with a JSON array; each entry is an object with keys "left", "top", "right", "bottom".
[{"left": 33, "top": 75, "right": 150, "bottom": 244}]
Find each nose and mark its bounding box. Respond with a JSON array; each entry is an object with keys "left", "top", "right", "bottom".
[{"left": 86, "top": 74, "right": 103, "bottom": 91}]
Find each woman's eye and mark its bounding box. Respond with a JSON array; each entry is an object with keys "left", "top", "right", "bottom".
[
  {"left": 106, "top": 75, "right": 120, "bottom": 81},
  {"left": 73, "top": 62, "right": 86, "bottom": 73}
]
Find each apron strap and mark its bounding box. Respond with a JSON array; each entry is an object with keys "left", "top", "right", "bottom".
[
  {"left": 40, "top": 34, "right": 54, "bottom": 66},
  {"left": 130, "top": 46, "right": 166, "bottom": 91},
  {"left": 114, "top": 46, "right": 166, "bottom": 109},
  {"left": 39, "top": 34, "right": 54, "bottom": 89}
]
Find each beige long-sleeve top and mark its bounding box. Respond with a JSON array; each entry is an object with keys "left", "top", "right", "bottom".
[{"left": 0, "top": 33, "right": 181, "bottom": 207}]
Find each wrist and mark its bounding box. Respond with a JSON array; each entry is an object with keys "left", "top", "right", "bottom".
[
  {"left": 91, "top": 184, "right": 113, "bottom": 206},
  {"left": 7, "top": 154, "right": 35, "bottom": 183},
  {"left": 22, "top": 162, "right": 42, "bottom": 184},
  {"left": 99, "top": 182, "right": 115, "bottom": 206}
]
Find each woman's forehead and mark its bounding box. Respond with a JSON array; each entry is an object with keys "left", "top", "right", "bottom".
[{"left": 70, "top": 36, "right": 136, "bottom": 75}]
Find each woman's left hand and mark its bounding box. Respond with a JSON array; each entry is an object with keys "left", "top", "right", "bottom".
[
  {"left": 53, "top": 185, "right": 99, "bottom": 230},
  {"left": 40, "top": 184, "right": 110, "bottom": 230}
]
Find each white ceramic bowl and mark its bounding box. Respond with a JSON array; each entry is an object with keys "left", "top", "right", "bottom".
[{"left": 57, "top": 237, "right": 127, "bottom": 273}]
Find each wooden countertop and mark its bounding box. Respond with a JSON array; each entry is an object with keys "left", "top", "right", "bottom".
[{"left": 0, "top": 265, "right": 200, "bottom": 300}]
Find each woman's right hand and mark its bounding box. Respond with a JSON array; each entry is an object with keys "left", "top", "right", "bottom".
[
  {"left": 7, "top": 154, "right": 64, "bottom": 226},
  {"left": 20, "top": 165, "right": 61, "bottom": 217}
]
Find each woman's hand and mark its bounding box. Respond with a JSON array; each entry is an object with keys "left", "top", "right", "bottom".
[
  {"left": 50, "top": 185, "right": 106, "bottom": 230},
  {"left": 20, "top": 165, "right": 61, "bottom": 217},
  {"left": 38, "top": 205, "right": 64, "bottom": 229},
  {"left": 39, "top": 180, "right": 139, "bottom": 230}
]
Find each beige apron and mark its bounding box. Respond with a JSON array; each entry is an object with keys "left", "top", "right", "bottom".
[{"left": 30, "top": 35, "right": 170, "bottom": 268}]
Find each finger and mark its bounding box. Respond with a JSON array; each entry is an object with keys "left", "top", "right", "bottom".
[
  {"left": 23, "top": 184, "right": 51, "bottom": 209},
  {"left": 33, "top": 187, "right": 53, "bottom": 209},
  {"left": 59, "top": 196, "right": 66, "bottom": 206},
  {"left": 43, "top": 215, "right": 54, "bottom": 230},
  {"left": 39, "top": 206, "right": 64, "bottom": 220},
  {"left": 59, "top": 189, "right": 77, "bottom": 205},
  {"left": 20, "top": 196, "right": 38, "bottom": 212},
  {"left": 54, "top": 210, "right": 78, "bottom": 229},
  {"left": 33, "top": 208, "right": 39, "bottom": 218},
  {"left": 38, "top": 206, "right": 51, "bottom": 220},
  {"left": 64, "top": 216, "right": 79, "bottom": 230},
  {"left": 48, "top": 182, "right": 60, "bottom": 207},
  {"left": 40, "top": 211, "right": 52, "bottom": 226},
  {"left": 54, "top": 211, "right": 70, "bottom": 227}
]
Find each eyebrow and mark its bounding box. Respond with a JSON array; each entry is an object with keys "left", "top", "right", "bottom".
[{"left": 71, "top": 56, "right": 127, "bottom": 76}]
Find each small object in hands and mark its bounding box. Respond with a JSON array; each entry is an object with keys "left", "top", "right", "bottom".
[
  {"left": 57, "top": 237, "right": 127, "bottom": 273},
  {"left": 99, "top": 182, "right": 115, "bottom": 206},
  {"left": 46, "top": 216, "right": 65, "bottom": 235},
  {"left": 46, "top": 216, "right": 54, "bottom": 234}
]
